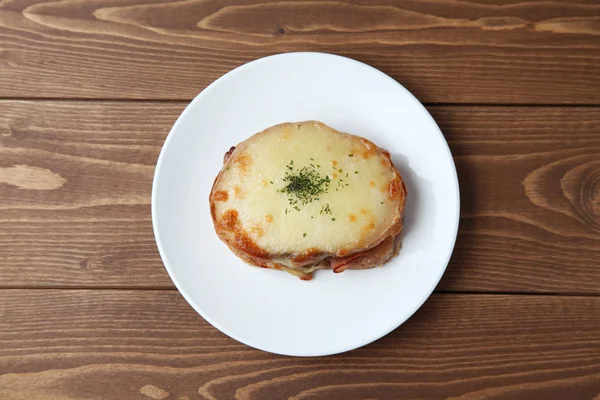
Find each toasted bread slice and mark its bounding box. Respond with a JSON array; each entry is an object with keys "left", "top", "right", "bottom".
[{"left": 209, "top": 121, "right": 407, "bottom": 280}]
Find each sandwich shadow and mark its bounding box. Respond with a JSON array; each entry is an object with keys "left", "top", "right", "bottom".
[{"left": 390, "top": 152, "right": 434, "bottom": 243}]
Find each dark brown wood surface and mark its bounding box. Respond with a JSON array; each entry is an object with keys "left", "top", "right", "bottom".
[
  {"left": 1, "top": 0, "right": 600, "bottom": 398},
  {"left": 1, "top": 0, "right": 600, "bottom": 103},
  {"left": 1, "top": 101, "right": 599, "bottom": 293},
  {"left": 2, "top": 290, "right": 600, "bottom": 400}
]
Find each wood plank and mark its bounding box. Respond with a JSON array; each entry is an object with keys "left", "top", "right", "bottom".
[
  {"left": 1, "top": 0, "right": 599, "bottom": 103},
  {"left": 432, "top": 106, "right": 600, "bottom": 294},
  {"left": 0, "top": 100, "right": 177, "bottom": 288},
  {"left": 1, "top": 101, "right": 599, "bottom": 293},
  {"left": 1, "top": 290, "right": 599, "bottom": 399}
]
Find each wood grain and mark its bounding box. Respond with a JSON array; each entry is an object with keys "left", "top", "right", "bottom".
[
  {"left": 2, "top": 1, "right": 598, "bottom": 398},
  {"left": 433, "top": 106, "right": 600, "bottom": 294},
  {"left": 0, "top": 101, "right": 600, "bottom": 293},
  {"left": 1, "top": 290, "right": 599, "bottom": 399},
  {"left": 1, "top": 101, "right": 599, "bottom": 292},
  {"left": 1, "top": 0, "right": 600, "bottom": 103},
  {"left": 0, "top": 100, "right": 177, "bottom": 288}
]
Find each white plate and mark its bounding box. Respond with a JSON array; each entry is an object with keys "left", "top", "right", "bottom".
[{"left": 152, "top": 52, "right": 459, "bottom": 356}]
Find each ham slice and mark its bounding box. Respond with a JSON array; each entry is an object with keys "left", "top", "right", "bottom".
[
  {"left": 331, "top": 254, "right": 364, "bottom": 273},
  {"left": 330, "top": 235, "right": 398, "bottom": 273}
]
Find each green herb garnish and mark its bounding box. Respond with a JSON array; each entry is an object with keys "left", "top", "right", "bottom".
[
  {"left": 279, "top": 161, "right": 331, "bottom": 211},
  {"left": 320, "top": 203, "right": 332, "bottom": 215}
]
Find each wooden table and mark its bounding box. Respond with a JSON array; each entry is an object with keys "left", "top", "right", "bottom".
[{"left": 1, "top": 1, "right": 600, "bottom": 399}]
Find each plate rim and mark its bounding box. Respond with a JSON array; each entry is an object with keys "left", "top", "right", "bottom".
[{"left": 151, "top": 51, "right": 461, "bottom": 356}]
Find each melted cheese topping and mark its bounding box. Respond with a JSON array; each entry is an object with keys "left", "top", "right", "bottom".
[{"left": 212, "top": 121, "right": 401, "bottom": 256}]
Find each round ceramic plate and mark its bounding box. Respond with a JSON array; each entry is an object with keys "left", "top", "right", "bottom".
[{"left": 152, "top": 52, "right": 459, "bottom": 356}]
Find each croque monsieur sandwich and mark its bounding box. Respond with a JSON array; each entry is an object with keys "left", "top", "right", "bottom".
[{"left": 209, "top": 121, "right": 407, "bottom": 280}]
